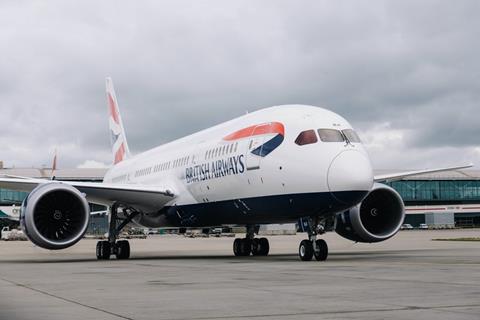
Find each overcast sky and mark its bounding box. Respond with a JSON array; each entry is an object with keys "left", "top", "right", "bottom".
[{"left": 0, "top": 1, "right": 479, "bottom": 170}]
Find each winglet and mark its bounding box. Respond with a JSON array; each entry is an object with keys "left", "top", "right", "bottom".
[{"left": 106, "top": 77, "right": 131, "bottom": 165}]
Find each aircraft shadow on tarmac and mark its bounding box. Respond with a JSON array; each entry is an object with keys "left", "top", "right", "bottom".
[{"left": 0, "top": 249, "right": 436, "bottom": 264}]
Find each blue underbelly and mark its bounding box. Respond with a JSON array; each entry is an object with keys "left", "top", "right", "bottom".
[{"left": 160, "top": 191, "right": 368, "bottom": 227}]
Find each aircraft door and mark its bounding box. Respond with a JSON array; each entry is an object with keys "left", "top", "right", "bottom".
[{"left": 245, "top": 126, "right": 266, "bottom": 170}]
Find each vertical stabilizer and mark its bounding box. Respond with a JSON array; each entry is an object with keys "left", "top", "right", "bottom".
[
  {"left": 106, "top": 77, "right": 131, "bottom": 164},
  {"left": 51, "top": 148, "right": 57, "bottom": 180}
]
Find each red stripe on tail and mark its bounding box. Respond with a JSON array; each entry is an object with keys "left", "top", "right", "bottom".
[
  {"left": 108, "top": 93, "right": 120, "bottom": 124},
  {"left": 114, "top": 143, "right": 125, "bottom": 164}
]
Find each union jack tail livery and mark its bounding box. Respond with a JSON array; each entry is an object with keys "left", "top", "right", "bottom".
[{"left": 106, "top": 77, "right": 130, "bottom": 164}]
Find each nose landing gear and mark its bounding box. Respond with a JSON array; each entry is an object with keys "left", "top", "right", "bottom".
[
  {"left": 298, "top": 217, "right": 329, "bottom": 261},
  {"left": 233, "top": 225, "right": 270, "bottom": 257}
]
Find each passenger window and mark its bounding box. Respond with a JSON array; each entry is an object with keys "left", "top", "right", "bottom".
[
  {"left": 318, "top": 129, "right": 344, "bottom": 142},
  {"left": 295, "top": 130, "right": 318, "bottom": 146}
]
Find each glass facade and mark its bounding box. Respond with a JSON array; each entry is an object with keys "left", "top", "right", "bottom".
[
  {"left": 0, "top": 189, "right": 28, "bottom": 205},
  {"left": 387, "top": 180, "right": 480, "bottom": 205}
]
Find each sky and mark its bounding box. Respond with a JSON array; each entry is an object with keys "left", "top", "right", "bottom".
[{"left": 0, "top": 0, "right": 479, "bottom": 170}]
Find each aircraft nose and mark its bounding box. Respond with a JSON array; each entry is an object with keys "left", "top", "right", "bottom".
[{"left": 327, "top": 150, "right": 374, "bottom": 204}]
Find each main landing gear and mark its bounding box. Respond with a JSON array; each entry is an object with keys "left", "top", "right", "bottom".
[
  {"left": 233, "top": 225, "right": 270, "bottom": 256},
  {"left": 96, "top": 203, "right": 140, "bottom": 260},
  {"left": 298, "top": 217, "right": 329, "bottom": 261}
]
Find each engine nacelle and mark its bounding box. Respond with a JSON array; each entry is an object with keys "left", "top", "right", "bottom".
[
  {"left": 335, "top": 183, "right": 405, "bottom": 243},
  {"left": 21, "top": 183, "right": 90, "bottom": 250}
]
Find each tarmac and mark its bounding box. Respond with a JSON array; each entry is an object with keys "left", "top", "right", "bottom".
[{"left": 0, "top": 229, "right": 479, "bottom": 320}]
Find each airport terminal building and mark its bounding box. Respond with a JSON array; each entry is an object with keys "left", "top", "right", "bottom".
[
  {"left": 384, "top": 169, "right": 480, "bottom": 227},
  {"left": 1, "top": 164, "right": 480, "bottom": 232}
]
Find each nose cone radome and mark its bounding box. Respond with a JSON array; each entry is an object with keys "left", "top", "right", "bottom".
[{"left": 327, "top": 150, "right": 374, "bottom": 204}]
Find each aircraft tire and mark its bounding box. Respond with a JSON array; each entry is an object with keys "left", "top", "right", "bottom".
[
  {"left": 259, "top": 238, "right": 269, "bottom": 256},
  {"left": 251, "top": 238, "right": 260, "bottom": 256},
  {"left": 116, "top": 240, "right": 130, "bottom": 259},
  {"left": 299, "top": 240, "right": 313, "bottom": 261},
  {"left": 96, "top": 241, "right": 111, "bottom": 260},
  {"left": 314, "top": 239, "right": 328, "bottom": 261},
  {"left": 240, "top": 238, "right": 252, "bottom": 256},
  {"left": 233, "top": 238, "right": 242, "bottom": 256}
]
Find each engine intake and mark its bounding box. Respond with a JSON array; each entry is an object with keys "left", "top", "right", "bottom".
[
  {"left": 21, "top": 183, "right": 90, "bottom": 250},
  {"left": 335, "top": 183, "right": 405, "bottom": 243}
]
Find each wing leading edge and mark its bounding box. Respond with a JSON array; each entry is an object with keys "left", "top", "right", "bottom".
[
  {"left": 0, "top": 177, "right": 175, "bottom": 212},
  {"left": 374, "top": 164, "right": 474, "bottom": 183}
]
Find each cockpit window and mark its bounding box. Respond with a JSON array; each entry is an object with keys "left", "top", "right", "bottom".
[
  {"left": 317, "top": 129, "right": 344, "bottom": 142},
  {"left": 295, "top": 130, "right": 318, "bottom": 146},
  {"left": 342, "top": 129, "right": 361, "bottom": 143}
]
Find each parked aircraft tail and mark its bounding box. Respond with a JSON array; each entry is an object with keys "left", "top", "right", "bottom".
[{"left": 106, "top": 77, "right": 131, "bottom": 164}]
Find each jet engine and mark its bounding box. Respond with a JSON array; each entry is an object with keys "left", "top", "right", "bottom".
[
  {"left": 21, "top": 183, "right": 90, "bottom": 250},
  {"left": 335, "top": 183, "right": 405, "bottom": 243}
]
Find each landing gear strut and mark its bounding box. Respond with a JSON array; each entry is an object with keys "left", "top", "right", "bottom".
[
  {"left": 233, "top": 225, "right": 269, "bottom": 257},
  {"left": 298, "top": 216, "right": 328, "bottom": 261},
  {"left": 96, "top": 203, "right": 139, "bottom": 260}
]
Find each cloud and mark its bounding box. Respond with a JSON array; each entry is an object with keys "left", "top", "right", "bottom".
[
  {"left": 0, "top": 1, "right": 478, "bottom": 169},
  {"left": 77, "top": 160, "right": 109, "bottom": 169}
]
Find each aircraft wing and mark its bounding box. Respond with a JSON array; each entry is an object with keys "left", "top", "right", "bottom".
[
  {"left": 0, "top": 176, "right": 175, "bottom": 212},
  {"left": 374, "top": 164, "right": 473, "bottom": 183}
]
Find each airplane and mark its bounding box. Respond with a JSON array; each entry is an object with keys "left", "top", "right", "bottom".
[
  {"left": 0, "top": 78, "right": 472, "bottom": 261},
  {"left": 0, "top": 205, "right": 20, "bottom": 221}
]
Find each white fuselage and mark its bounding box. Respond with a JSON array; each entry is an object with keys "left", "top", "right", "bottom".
[{"left": 103, "top": 105, "right": 374, "bottom": 227}]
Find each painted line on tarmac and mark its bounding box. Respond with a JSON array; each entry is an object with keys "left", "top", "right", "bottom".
[
  {"left": 0, "top": 277, "right": 134, "bottom": 320},
  {"left": 186, "top": 304, "right": 480, "bottom": 319}
]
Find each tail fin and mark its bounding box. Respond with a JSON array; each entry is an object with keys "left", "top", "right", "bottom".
[
  {"left": 106, "top": 77, "right": 131, "bottom": 165},
  {"left": 51, "top": 148, "right": 57, "bottom": 180}
]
